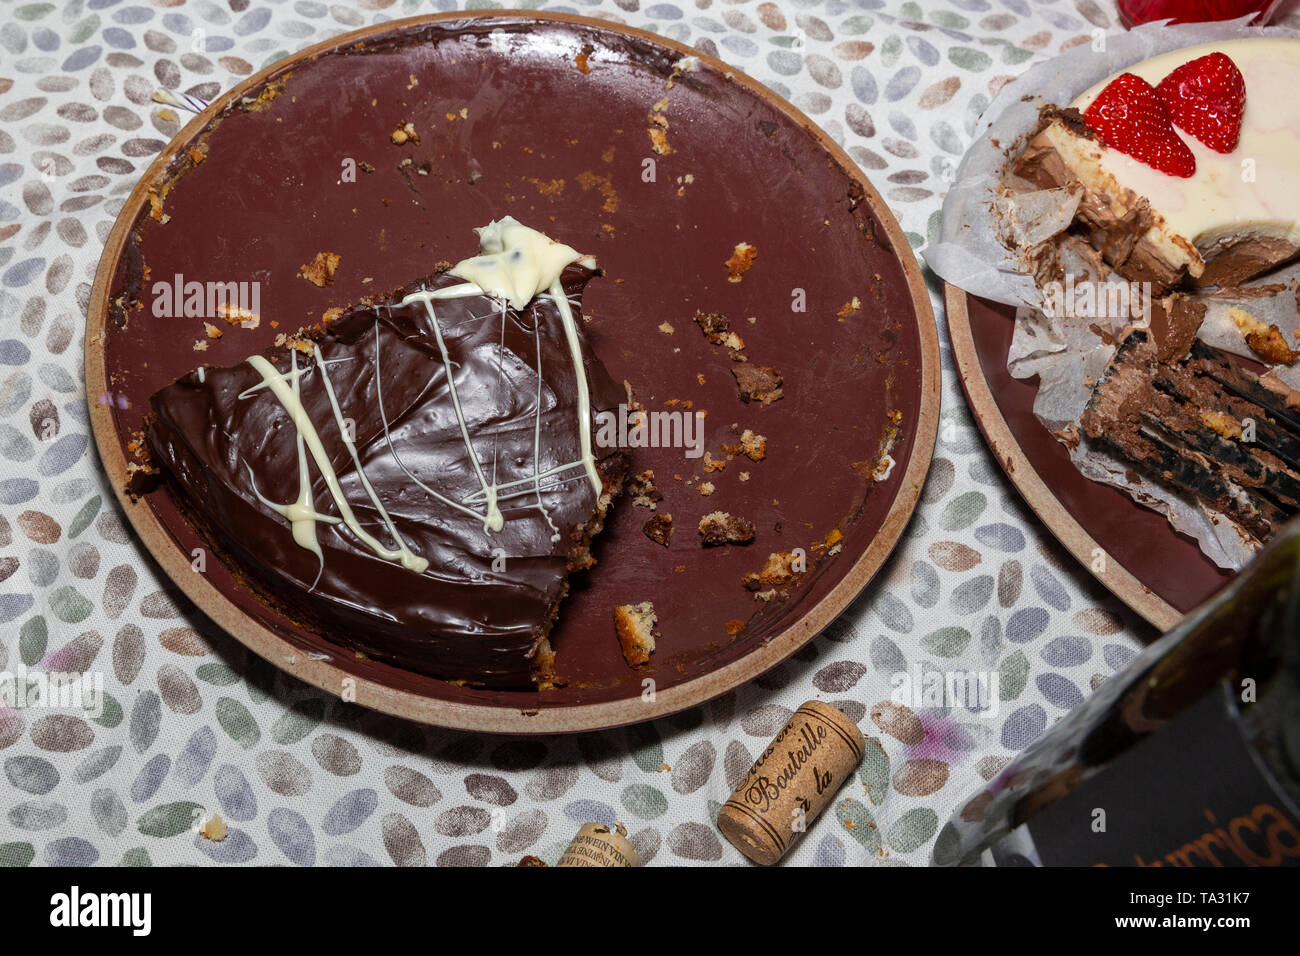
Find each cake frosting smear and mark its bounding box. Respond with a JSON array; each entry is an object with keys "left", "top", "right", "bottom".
[{"left": 1020, "top": 37, "right": 1300, "bottom": 290}]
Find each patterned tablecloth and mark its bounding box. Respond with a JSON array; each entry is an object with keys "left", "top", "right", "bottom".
[{"left": 3, "top": 0, "right": 1286, "bottom": 868}]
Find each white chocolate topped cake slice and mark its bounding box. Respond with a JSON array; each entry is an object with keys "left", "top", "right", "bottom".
[
  {"left": 1016, "top": 38, "right": 1300, "bottom": 292},
  {"left": 145, "top": 219, "right": 630, "bottom": 689}
]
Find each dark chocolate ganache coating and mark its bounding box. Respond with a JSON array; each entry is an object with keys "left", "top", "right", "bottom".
[{"left": 147, "top": 263, "right": 628, "bottom": 687}]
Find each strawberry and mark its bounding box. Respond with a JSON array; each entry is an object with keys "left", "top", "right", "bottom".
[
  {"left": 1083, "top": 72, "right": 1196, "bottom": 178},
  {"left": 1156, "top": 52, "right": 1245, "bottom": 154}
]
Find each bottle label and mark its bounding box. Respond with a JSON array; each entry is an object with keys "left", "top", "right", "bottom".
[{"left": 986, "top": 684, "right": 1300, "bottom": 867}]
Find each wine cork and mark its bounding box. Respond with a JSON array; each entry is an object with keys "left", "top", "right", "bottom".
[
  {"left": 555, "top": 822, "right": 639, "bottom": 867},
  {"left": 717, "top": 700, "right": 865, "bottom": 865}
]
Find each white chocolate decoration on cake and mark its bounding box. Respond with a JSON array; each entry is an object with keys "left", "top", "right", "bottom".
[
  {"left": 1075, "top": 39, "right": 1300, "bottom": 276},
  {"left": 447, "top": 217, "right": 603, "bottom": 502},
  {"left": 451, "top": 217, "right": 595, "bottom": 311}
]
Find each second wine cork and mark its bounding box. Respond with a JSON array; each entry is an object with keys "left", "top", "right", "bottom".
[
  {"left": 717, "top": 700, "right": 865, "bottom": 865},
  {"left": 555, "top": 822, "right": 640, "bottom": 867}
]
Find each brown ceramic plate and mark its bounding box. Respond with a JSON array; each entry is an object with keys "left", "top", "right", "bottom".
[
  {"left": 946, "top": 285, "right": 1229, "bottom": 632},
  {"left": 87, "top": 12, "right": 940, "bottom": 733}
]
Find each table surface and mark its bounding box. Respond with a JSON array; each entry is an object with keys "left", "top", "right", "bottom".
[{"left": 2, "top": 0, "right": 1286, "bottom": 868}]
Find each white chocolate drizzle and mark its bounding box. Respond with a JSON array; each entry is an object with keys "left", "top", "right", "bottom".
[
  {"left": 402, "top": 284, "right": 508, "bottom": 533},
  {"left": 449, "top": 216, "right": 601, "bottom": 499},
  {"left": 241, "top": 349, "right": 339, "bottom": 587},
  {"left": 245, "top": 348, "right": 429, "bottom": 574}
]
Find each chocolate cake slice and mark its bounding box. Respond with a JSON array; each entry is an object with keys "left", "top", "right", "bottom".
[
  {"left": 1081, "top": 329, "right": 1300, "bottom": 545},
  {"left": 147, "top": 220, "right": 629, "bottom": 688}
]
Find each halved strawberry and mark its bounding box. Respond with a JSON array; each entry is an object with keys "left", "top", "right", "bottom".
[
  {"left": 1156, "top": 52, "right": 1245, "bottom": 154},
  {"left": 1083, "top": 72, "right": 1196, "bottom": 178}
]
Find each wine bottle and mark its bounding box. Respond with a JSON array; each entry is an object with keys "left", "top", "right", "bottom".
[{"left": 932, "top": 518, "right": 1300, "bottom": 866}]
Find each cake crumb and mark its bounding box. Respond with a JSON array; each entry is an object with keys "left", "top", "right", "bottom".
[
  {"left": 698, "top": 481, "right": 715, "bottom": 496},
  {"left": 203, "top": 322, "right": 223, "bottom": 340},
  {"left": 658, "top": 321, "right": 675, "bottom": 335},
  {"left": 627, "top": 470, "right": 663, "bottom": 509},
  {"left": 693, "top": 310, "right": 744, "bottom": 352},
  {"left": 215, "top": 302, "right": 259, "bottom": 329},
  {"left": 837, "top": 297, "right": 862, "bottom": 322},
  {"left": 814, "top": 527, "right": 845, "bottom": 557},
  {"left": 732, "top": 364, "right": 784, "bottom": 406},
  {"left": 198, "top": 814, "right": 228, "bottom": 842},
  {"left": 613, "top": 601, "right": 658, "bottom": 668},
  {"left": 575, "top": 170, "right": 620, "bottom": 213},
  {"left": 649, "top": 126, "right": 673, "bottom": 155},
  {"left": 698, "top": 511, "right": 756, "bottom": 546},
  {"left": 642, "top": 512, "right": 674, "bottom": 547},
  {"left": 1200, "top": 409, "right": 1243, "bottom": 439},
  {"left": 390, "top": 121, "right": 419, "bottom": 145},
  {"left": 724, "top": 619, "right": 746, "bottom": 636},
  {"left": 1055, "top": 422, "right": 1080, "bottom": 451},
  {"left": 532, "top": 637, "right": 560, "bottom": 690},
  {"left": 725, "top": 242, "right": 757, "bottom": 283},
  {"left": 1230, "top": 307, "right": 1298, "bottom": 365},
  {"left": 516, "top": 855, "right": 548, "bottom": 867},
  {"left": 146, "top": 187, "right": 166, "bottom": 222},
  {"left": 528, "top": 176, "right": 566, "bottom": 197},
  {"left": 742, "top": 550, "right": 802, "bottom": 589},
  {"left": 298, "top": 251, "right": 341, "bottom": 287}
]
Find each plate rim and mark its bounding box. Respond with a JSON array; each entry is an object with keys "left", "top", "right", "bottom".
[
  {"left": 85, "top": 10, "right": 942, "bottom": 733},
  {"left": 944, "top": 282, "right": 1180, "bottom": 632}
]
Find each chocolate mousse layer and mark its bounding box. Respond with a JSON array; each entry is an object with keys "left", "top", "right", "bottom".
[
  {"left": 1194, "top": 235, "right": 1300, "bottom": 290},
  {"left": 1147, "top": 294, "right": 1207, "bottom": 363},
  {"left": 147, "top": 263, "right": 629, "bottom": 688}
]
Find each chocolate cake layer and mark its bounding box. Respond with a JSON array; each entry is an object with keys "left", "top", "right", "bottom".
[
  {"left": 1081, "top": 329, "right": 1300, "bottom": 545},
  {"left": 147, "top": 262, "right": 628, "bottom": 687}
]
